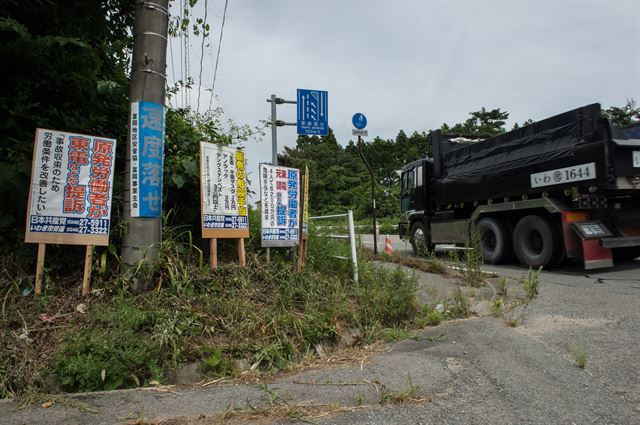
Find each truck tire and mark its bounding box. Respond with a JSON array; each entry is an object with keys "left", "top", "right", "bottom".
[
  {"left": 410, "top": 221, "right": 429, "bottom": 256},
  {"left": 477, "top": 217, "right": 512, "bottom": 264},
  {"left": 513, "top": 215, "right": 557, "bottom": 268}
]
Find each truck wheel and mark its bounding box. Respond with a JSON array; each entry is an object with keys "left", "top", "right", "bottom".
[
  {"left": 410, "top": 221, "right": 429, "bottom": 256},
  {"left": 513, "top": 215, "right": 556, "bottom": 268},
  {"left": 477, "top": 217, "right": 512, "bottom": 264}
]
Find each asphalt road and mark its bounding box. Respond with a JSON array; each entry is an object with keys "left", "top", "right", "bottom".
[
  {"left": 361, "top": 233, "right": 640, "bottom": 284},
  {"left": 3, "top": 236, "right": 639, "bottom": 424}
]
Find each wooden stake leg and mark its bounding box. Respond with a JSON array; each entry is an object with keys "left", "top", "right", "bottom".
[
  {"left": 82, "top": 245, "right": 93, "bottom": 297},
  {"left": 35, "top": 243, "right": 46, "bottom": 295},
  {"left": 210, "top": 238, "right": 218, "bottom": 270},
  {"left": 302, "top": 238, "right": 308, "bottom": 263},
  {"left": 296, "top": 238, "right": 308, "bottom": 272},
  {"left": 238, "top": 238, "right": 246, "bottom": 267}
]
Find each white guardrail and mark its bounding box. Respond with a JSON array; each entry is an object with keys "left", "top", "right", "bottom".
[{"left": 309, "top": 210, "right": 359, "bottom": 284}]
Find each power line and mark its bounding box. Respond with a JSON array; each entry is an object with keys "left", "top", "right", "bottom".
[
  {"left": 208, "top": 0, "right": 229, "bottom": 110},
  {"left": 184, "top": 8, "right": 190, "bottom": 109},
  {"left": 168, "top": 22, "right": 176, "bottom": 106},
  {"left": 196, "top": 0, "right": 209, "bottom": 112},
  {"left": 179, "top": 0, "right": 184, "bottom": 108}
]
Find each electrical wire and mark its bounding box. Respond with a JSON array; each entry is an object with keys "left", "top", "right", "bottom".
[
  {"left": 168, "top": 22, "right": 176, "bottom": 107},
  {"left": 208, "top": 0, "right": 229, "bottom": 110},
  {"left": 184, "top": 10, "right": 190, "bottom": 109},
  {"left": 196, "top": 0, "right": 209, "bottom": 112},
  {"left": 179, "top": 0, "right": 184, "bottom": 108}
]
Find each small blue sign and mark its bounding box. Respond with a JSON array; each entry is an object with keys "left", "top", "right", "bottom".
[
  {"left": 297, "top": 89, "right": 328, "bottom": 136},
  {"left": 352, "top": 113, "right": 367, "bottom": 130}
]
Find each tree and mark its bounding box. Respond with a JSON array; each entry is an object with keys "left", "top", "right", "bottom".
[
  {"left": 603, "top": 99, "right": 640, "bottom": 127},
  {"left": 0, "top": 1, "right": 134, "bottom": 252},
  {"left": 279, "top": 129, "right": 431, "bottom": 220},
  {"left": 441, "top": 107, "right": 509, "bottom": 137}
]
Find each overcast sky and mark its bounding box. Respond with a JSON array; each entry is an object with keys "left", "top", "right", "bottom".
[{"left": 167, "top": 0, "right": 640, "bottom": 200}]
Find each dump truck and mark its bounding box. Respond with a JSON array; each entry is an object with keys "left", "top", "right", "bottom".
[{"left": 398, "top": 103, "right": 640, "bottom": 269}]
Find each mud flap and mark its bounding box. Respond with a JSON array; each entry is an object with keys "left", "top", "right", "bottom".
[
  {"left": 561, "top": 212, "right": 588, "bottom": 259},
  {"left": 568, "top": 219, "right": 614, "bottom": 270}
]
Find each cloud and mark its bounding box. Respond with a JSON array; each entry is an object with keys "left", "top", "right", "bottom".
[{"left": 168, "top": 0, "right": 640, "bottom": 203}]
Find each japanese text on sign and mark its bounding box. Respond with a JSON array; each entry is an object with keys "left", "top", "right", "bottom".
[
  {"left": 200, "top": 143, "right": 249, "bottom": 234},
  {"left": 25, "top": 129, "right": 116, "bottom": 246},
  {"left": 130, "top": 101, "right": 165, "bottom": 217},
  {"left": 260, "top": 164, "right": 300, "bottom": 247}
]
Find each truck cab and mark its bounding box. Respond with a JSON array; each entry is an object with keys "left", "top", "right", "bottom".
[{"left": 398, "top": 159, "right": 431, "bottom": 254}]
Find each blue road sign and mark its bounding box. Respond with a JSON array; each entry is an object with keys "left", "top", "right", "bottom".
[
  {"left": 297, "top": 89, "right": 328, "bottom": 136},
  {"left": 352, "top": 113, "right": 367, "bottom": 130}
]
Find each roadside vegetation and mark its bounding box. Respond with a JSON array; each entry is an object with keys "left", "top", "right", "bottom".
[
  {"left": 569, "top": 340, "right": 588, "bottom": 369},
  {"left": 0, "top": 214, "right": 436, "bottom": 398},
  {"left": 491, "top": 267, "right": 542, "bottom": 327}
]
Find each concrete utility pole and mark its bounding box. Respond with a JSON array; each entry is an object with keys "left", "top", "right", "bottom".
[{"left": 121, "top": 0, "right": 169, "bottom": 289}]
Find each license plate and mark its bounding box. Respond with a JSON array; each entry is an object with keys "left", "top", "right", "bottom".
[
  {"left": 633, "top": 151, "right": 640, "bottom": 168},
  {"left": 530, "top": 163, "right": 596, "bottom": 188}
]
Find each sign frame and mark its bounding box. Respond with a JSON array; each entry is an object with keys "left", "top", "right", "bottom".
[
  {"left": 297, "top": 89, "right": 328, "bottom": 136},
  {"left": 259, "top": 163, "right": 301, "bottom": 248},
  {"left": 24, "top": 128, "right": 117, "bottom": 247},
  {"left": 130, "top": 101, "right": 166, "bottom": 218},
  {"left": 199, "top": 142, "right": 249, "bottom": 239}
]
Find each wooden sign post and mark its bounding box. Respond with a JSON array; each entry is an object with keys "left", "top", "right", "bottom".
[
  {"left": 200, "top": 143, "right": 249, "bottom": 269},
  {"left": 25, "top": 129, "right": 117, "bottom": 296},
  {"left": 297, "top": 165, "right": 310, "bottom": 272}
]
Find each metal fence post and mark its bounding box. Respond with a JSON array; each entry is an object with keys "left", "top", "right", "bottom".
[{"left": 347, "top": 210, "right": 359, "bottom": 284}]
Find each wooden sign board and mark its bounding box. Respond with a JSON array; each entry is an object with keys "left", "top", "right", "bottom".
[
  {"left": 25, "top": 128, "right": 117, "bottom": 246},
  {"left": 259, "top": 164, "right": 300, "bottom": 248},
  {"left": 199, "top": 142, "right": 249, "bottom": 239}
]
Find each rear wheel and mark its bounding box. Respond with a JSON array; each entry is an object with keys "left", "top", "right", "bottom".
[
  {"left": 410, "top": 221, "right": 429, "bottom": 256},
  {"left": 513, "top": 215, "right": 557, "bottom": 268},
  {"left": 477, "top": 217, "right": 512, "bottom": 264}
]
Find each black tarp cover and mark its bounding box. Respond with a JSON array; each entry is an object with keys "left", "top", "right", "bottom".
[{"left": 429, "top": 104, "right": 610, "bottom": 205}]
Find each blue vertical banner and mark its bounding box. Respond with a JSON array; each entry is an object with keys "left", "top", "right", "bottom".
[
  {"left": 297, "top": 89, "right": 328, "bottom": 136},
  {"left": 130, "top": 101, "right": 165, "bottom": 217}
]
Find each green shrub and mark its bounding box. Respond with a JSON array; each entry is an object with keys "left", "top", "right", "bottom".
[{"left": 51, "top": 299, "right": 165, "bottom": 392}]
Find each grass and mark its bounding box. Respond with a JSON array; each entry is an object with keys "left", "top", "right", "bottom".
[
  {"left": 523, "top": 266, "right": 542, "bottom": 301},
  {"left": 0, "top": 217, "right": 424, "bottom": 398},
  {"left": 497, "top": 276, "right": 508, "bottom": 297},
  {"left": 449, "top": 286, "right": 470, "bottom": 318},
  {"left": 362, "top": 249, "right": 448, "bottom": 276},
  {"left": 379, "top": 375, "right": 431, "bottom": 405},
  {"left": 461, "top": 228, "right": 484, "bottom": 287},
  {"left": 490, "top": 268, "right": 543, "bottom": 328},
  {"left": 569, "top": 341, "right": 588, "bottom": 369}
]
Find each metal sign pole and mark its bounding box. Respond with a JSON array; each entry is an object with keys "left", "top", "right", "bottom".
[
  {"left": 270, "top": 94, "right": 278, "bottom": 166},
  {"left": 265, "top": 95, "right": 298, "bottom": 264},
  {"left": 266, "top": 94, "right": 277, "bottom": 262},
  {"left": 356, "top": 134, "right": 378, "bottom": 255}
]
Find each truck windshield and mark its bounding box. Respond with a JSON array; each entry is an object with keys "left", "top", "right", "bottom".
[{"left": 401, "top": 169, "right": 415, "bottom": 193}]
